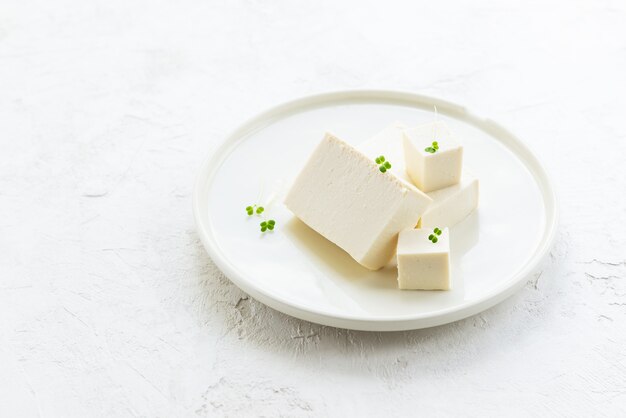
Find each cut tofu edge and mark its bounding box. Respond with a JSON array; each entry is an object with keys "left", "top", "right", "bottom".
[
  {"left": 284, "top": 132, "right": 432, "bottom": 270},
  {"left": 397, "top": 227, "right": 451, "bottom": 290},
  {"left": 419, "top": 174, "right": 479, "bottom": 228},
  {"left": 362, "top": 182, "right": 433, "bottom": 269}
]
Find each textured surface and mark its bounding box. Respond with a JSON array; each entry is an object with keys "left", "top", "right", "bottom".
[{"left": 1, "top": 0, "right": 625, "bottom": 416}]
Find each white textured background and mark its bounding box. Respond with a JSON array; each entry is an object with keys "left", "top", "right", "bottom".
[{"left": 1, "top": 0, "right": 625, "bottom": 416}]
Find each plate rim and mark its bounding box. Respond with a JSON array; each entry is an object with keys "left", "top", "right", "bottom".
[{"left": 193, "top": 89, "right": 559, "bottom": 331}]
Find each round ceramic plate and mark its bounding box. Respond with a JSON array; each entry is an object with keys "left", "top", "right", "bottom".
[{"left": 193, "top": 90, "right": 557, "bottom": 331}]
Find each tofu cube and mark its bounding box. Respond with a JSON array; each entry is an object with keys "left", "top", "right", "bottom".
[
  {"left": 403, "top": 121, "right": 463, "bottom": 192},
  {"left": 358, "top": 122, "right": 413, "bottom": 184},
  {"left": 397, "top": 228, "right": 450, "bottom": 290},
  {"left": 285, "top": 133, "right": 432, "bottom": 270},
  {"left": 419, "top": 172, "right": 479, "bottom": 228}
]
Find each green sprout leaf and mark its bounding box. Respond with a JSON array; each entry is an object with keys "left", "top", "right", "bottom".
[
  {"left": 246, "top": 204, "right": 266, "bottom": 216},
  {"left": 424, "top": 141, "right": 439, "bottom": 153},
  {"left": 259, "top": 219, "right": 276, "bottom": 233},
  {"left": 247, "top": 201, "right": 277, "bottom": 233},
  {"left": 428, "top": 227, "right": 442, "bottom": 243},
  {"left": 375, "top": 155, "right": 392, "bottom": 173}
]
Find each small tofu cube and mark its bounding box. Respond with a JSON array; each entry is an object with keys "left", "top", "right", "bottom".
[
  {"left": 403, "top": 121, "right": 463, "bottom": 192},
  {"left": 419, "top": 173, "right": 479, "bottom": 228},
  {"left": 285, "top": 133, "right": 432, "bottom": 270},
  {"left": 397, "top": 228, "right": 450, "bottom": 290}
]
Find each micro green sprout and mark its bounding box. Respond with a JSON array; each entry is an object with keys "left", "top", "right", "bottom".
[
  {"left": 247, "top": 201, "right": 276, "bottom": 233},
  {"left": 425, "top": 141, "right": 439, "bottom": 153},
  {"left": 375, "top": 155, "right": 392, "bottom": 173},
  {"left": 245, "top": 204, "right": 264, "bottom": 216},
  {"left": 260, "top": 219, "right": 276, "bottom": 232},
  {"left": 428, "top": 227, "right": 442, "bottom": 243}
]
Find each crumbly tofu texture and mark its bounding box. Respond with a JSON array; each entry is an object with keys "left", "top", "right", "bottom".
[
  {"left": 419, "top": 173, "right": 479, "bottom": 228},
  {"left": 284, "top": 132, "right": 432, "bottom": 270},
  {"left": 397, "top": 228, "right": 451, "bottom": 290},
  {"left": 403, "top": 121, "right": 463, "bottom": 192}
]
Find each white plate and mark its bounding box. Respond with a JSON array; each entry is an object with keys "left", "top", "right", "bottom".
[{"left": 193, "top": 90, "right": 558, "bottom": 331}]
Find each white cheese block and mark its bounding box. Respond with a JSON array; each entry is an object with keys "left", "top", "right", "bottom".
[
  {"left": 403, "top": 121, "right": 463, "bottom": 192},
  {"left": 285, "top": 132, "right": 432, "bottom": 270},
  {"left": 397, "top": 228, "right": 450, "bottom": 290},
  {"left": 419, "top": 173, "right": 479, "bottom": 228}
]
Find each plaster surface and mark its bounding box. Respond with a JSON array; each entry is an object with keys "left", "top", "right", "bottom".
[{"left": 1, "top": 1, "right": 625, "bottom": 416}]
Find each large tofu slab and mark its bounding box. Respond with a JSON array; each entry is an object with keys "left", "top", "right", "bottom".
[
  {"left": 397, "top": 228, "right": 451, "bottom": 290},
  {"left": 285, "top": 133, "right": 432, "bottom": 270},
  {"left": 419, "top": 173, "right": 479, "bottom": 228}
]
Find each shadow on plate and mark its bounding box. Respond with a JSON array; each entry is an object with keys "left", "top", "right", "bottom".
[{"left": 283, "top": 217, "right": 393, "bottom": 284}]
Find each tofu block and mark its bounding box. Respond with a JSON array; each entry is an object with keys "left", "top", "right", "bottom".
[
  {"left": 403, "top": 121, "right": 463, "bottom": 192},
  {"left": 419, "top": 173, "right": 479, "bottom": 228},
  {"left": 360, "top": 123, "right": 478, "bottom": 228},
  {"left": 285, "top": 133, "right": 432, "bottom": 270},
  {"left": 358, "top": 122, "right": 413, "bottom": 184},
  {"left": 397, "top": 228, "right": 451, "bottom": 290}
]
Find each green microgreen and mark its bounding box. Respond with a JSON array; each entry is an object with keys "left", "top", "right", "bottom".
[
  {"left": 375, "top": 155, "right": 392, "bottom": 173},
  {"left": 247, "top": 195, "right": 277, "bottom": 233},
  {"left": 260, "top": 219, "right": 276, "bottom": 232},
  {"left": 425, "top": 141, "right": 439, "bottom": 153},
  {"left": 245, "top": 204, "right": 265, "bottom": 216},
  {"left": 247, "top": 199, "right": 276, "bottom": 232},
  {"left": 428, "top": 227, "right": 442, "bottom": 243}
]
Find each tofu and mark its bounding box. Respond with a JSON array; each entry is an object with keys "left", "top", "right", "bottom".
[
  {"left": 403, "top": 121, "right": 463, "bottom": 192},
  {"left": 358, "top": 122, "right": 412, "bottom": 183},
  {"left": 285, "top": 132, "right": 432, "bottom": 270},
  {"left": 360, "top": 123, "right": 478, "bottom": 228},
  {"left": 397, "top": 228, "right": 451, "bottom": 290},
  {"left": 419, "top": 173, "right": 479, "bottom": 228}
]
